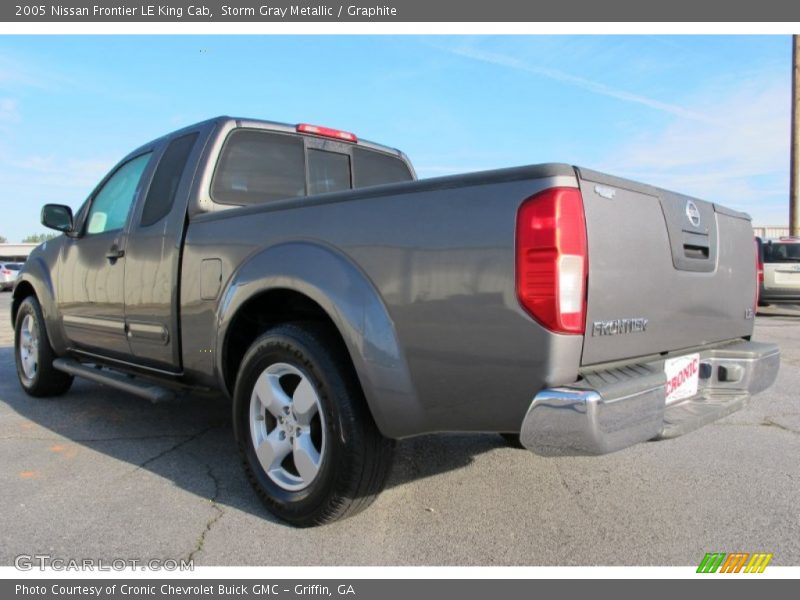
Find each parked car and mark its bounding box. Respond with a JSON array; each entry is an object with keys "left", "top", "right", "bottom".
[
  {"left": 12, "top": 117, "right": 780, "bottom": 526},
  {"left": 758, "top": 236, "right": 800, "bottom": 305},
  {"left": 0, "top": 262, "right": 22, "bottom": 291}
]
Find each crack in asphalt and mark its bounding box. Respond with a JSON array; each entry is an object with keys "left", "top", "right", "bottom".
[
  {"left": 712, "top": 418, "right": 800, "bottom": 435},
  {"left": 187, "top": 464, "right": 225, "bottom": 564},
  {"left": 553, "top": 461, "right": 588, "bottom": 509},
  {"left": 134, "top": 424, "right": 221, "bottom": 472},
  {"left": 550, "top": 461, "right": 614, "bottom": 552},
  {"left": 761, "top": 417, "right": 800, "bottom": 435},
  {"left": 554, "top": 463, "right": 579, "bottom": 499},
  {"left": 117, "top": 424, "right": 228, "bottom": 564}
]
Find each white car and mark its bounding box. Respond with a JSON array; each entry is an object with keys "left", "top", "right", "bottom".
[
  {"left": 0, "top": 262, "right": 22, "bottom": 291},
  {"left": 759, "top": 236, "right": 800, "bottom": 305}
]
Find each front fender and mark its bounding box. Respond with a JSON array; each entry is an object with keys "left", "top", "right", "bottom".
[
  {"left": 215, "top": 241, "right": 422, "bottom": 439},
  {"left": 12, "top": 248, "right": 68, "bottom": 355}
]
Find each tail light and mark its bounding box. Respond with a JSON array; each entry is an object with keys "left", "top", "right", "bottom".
[
  {"left": 1, "top": 269, "right": 10, "bottom": 276},
  {"left": 754, "top": 237, "right": 763, "bottom": 310},
  {"left": 516, "top": 187, "right": 588, "bottom": 334},
  {"left": 296, "top": 123, "right": 358, "bottom": 143}
]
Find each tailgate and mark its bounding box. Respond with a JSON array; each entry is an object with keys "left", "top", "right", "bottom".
[{"left": 578, "top": 167, "right": 756, "bottom": 366}]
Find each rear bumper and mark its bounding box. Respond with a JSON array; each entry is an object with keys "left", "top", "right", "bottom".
[
  {"left": 760, "top": 284, "right": 800, "bottom": 303},
  {"left": 760, "top": 293, "right": 800, "bottom": 304},
  {"left": 519, "top": 340, "right": 780, "bottom": 456}
]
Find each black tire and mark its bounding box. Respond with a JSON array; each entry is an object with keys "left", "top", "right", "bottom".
[
  {"left": 499, "top": 432, "right": 526, "bottom": 449},
  {"left": 14, "top": 295, "right": 73, "bottom": 397},
  {"left": 233, "top": 322, "right": 394, "bottom": 526}
]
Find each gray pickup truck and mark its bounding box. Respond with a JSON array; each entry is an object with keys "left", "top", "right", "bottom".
[{"left": 13, "top": 117, "right": 780, "bottom": 526}]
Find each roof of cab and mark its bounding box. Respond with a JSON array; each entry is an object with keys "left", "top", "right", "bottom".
[
  {"left": 120, "top": 115, "right": 413, "bottom": 178},
  {"left": 204, "top": 116, "right": 405, "bottom": 158}
]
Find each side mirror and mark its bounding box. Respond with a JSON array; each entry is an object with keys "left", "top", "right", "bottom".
[{"left": 41, "top": 204, "right": 73, "bottom": 233}]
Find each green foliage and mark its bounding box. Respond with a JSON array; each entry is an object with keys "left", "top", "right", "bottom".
[{"left": 21, "top": 233, "right": 59, "bottom": 244}]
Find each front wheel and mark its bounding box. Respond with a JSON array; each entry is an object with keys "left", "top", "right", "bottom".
[
  {"left": 233, "top": 323, "right": 394, "bottom": 526},
  {"left": 14, "top": 295, "right": 73, "bottom": 397}
]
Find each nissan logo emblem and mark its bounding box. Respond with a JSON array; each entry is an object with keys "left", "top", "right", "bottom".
[{"left": 685, "top": 200, "right": 701, "bottom": 227}]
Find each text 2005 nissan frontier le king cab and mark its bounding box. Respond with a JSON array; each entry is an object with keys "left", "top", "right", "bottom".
[{"left": 13, "top": 117, "right": 780, "bottom": 526}]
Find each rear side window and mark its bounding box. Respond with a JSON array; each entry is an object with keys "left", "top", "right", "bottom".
[
  {"left": 212, "top": 130, "right": 306, "bottom": 205},
  {"left": 140, "top": 133, "right": 198, "bottom": 227},
  {"left": 353, "top": 147, "right": 412, "bottom": 188},
  {"left": 308, "top": 149, "right": 351, "bottom": 195},
  {"left": 763, "top": 242, "right": 800, "bottom": 263}
]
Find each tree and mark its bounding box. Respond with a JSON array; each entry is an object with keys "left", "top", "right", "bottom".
[
  {"left": 0, "top": 235, "right": 7, "bottom": 243},
  {"left": 21, "top": 233, "right": 58, "bottom": 244}
]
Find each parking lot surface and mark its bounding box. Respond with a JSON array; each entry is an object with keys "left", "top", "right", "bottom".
[{"left": 1, "top": 292, "right": 798, "bottom": 566}]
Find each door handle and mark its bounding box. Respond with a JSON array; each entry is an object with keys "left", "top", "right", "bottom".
[{"left": 106, "top": 247, "right": 125, "bottom": 261}]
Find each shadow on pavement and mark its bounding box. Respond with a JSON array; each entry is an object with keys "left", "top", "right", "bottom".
[{"left": 0, "top": 345, "right": 503, "bottom": 526}]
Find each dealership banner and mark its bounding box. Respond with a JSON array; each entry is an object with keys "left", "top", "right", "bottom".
[
  {"left": 4, "top": 579, "right": 798, "bottom": 599},
  {"left": 3, "top": 0, "right": 800, "bottom": 22}
]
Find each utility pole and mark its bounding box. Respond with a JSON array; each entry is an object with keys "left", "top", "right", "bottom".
[{"left": 791, "top": 35, "right": 800, "bottom": 236}]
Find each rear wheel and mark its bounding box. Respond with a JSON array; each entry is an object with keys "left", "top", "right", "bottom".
[
  {"left": 233, "top": 323, "right": 394, "bottom": 526},
  {"left": 14, "top": 296, "right": 73, "bottom": 397}
]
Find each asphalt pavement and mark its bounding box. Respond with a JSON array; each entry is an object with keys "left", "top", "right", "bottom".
[{"left": 1, "top": 292, "right": 798, "bottom": 566}]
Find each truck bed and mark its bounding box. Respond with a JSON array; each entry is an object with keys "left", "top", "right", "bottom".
[{"left": 181, "top": 162, "right": 759, "bottom": 439}]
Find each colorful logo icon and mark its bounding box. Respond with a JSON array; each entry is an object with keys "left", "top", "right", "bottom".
[{"left": 697, "top": 552, "right": 773, "bottom": 573}]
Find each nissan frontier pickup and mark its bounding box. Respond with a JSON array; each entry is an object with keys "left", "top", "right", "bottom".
[{"left": 13, "top": 117, "right": 780, "bottom": 526}]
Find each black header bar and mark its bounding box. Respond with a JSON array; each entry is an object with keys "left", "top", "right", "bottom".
[{"left": 3, "top": 0, "right": 800, "bottom": 22}]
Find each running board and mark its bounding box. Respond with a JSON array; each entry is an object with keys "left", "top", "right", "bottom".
[{"left": 53, "top": 358, "right": 176, "bottom": 403}]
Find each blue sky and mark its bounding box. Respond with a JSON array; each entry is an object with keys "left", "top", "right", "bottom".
[{"left": 0, "top": 35, "right": 792, "bottom": 241}]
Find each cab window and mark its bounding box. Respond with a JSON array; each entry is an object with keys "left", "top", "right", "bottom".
[
  {"left": 85, "top": 153, "right": 152, "bottom": 235},
  {"left": 308, "top": 149, "right": 351, "bottom": 195},
  {"left": 212, "top": 130, "right": 306, "bottom": 206},
  {"left": 140, "top": 134, "right": 198, "bottom": 227}
]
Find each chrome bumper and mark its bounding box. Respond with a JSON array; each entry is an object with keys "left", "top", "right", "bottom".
[{"left": 519, "top": 340, "right": 780, "bottom": 456}]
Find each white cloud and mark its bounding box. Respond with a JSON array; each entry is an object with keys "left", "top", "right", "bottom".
[
  {"left": 439, "top": 40, "right": 790, "bottom": 226},
  {"left": 599, "top": 77, "right": 790, "bottom": 225},
  {"left": 0, "top": 54, "right": 72, "bottom": 91},
  {"left": 5, "top": 155, "right": 112, "bottom": 190},
  {"left": 444, "top": 44, "right": 718, "bottom": 124},
  {"left": 0, "top": 97, "right": 18, "bottom": 122}
]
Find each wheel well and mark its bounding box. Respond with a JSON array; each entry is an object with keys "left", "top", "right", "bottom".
[
  {"left": 222, "top": 289, "right": 352, "bottom": 395},
  {"left": 11, "top": 281, "right": 36, "bottom": 325}
]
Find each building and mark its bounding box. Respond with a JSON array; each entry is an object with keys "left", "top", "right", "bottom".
[
  {"left": 753, "top": 226, "right": 790, "bottom": 239},
  {"left": 0, "top": 243, "right": 39, "bottom": 262}
]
